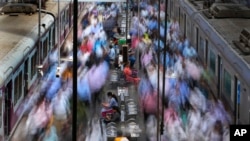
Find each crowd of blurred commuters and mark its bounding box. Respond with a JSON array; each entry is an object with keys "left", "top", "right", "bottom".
[{"left": 20, "top": 0, "right": 233, "bottom": 141}]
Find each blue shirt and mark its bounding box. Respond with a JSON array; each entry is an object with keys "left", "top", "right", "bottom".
[
  {"left": 109, "top": 98, "right": 118, "bottom": 108},
  {"left": 109, "top": 48, "right": 116, "bottom": 60}
]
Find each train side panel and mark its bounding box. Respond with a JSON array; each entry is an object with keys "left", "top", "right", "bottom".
[
  {"left": 170, "top": 0, "right": 250, "bottom": 124},
  {"left": 0, "top": 1, "right": 77, "bottom": 139}
]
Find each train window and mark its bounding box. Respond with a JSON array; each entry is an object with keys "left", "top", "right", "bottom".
[
  {"left": 49, "top": 27, "right": 53, "bottom": 50},
  {"left": 56, "top": 22, "right": 59, "bottom": 46},
  {"left": 199, "top": 36, "right": 205, "bottom": 62},
  {"left": 38, "top": 42, "right": 42, "bottom": 64},
  {"left": 209, "top": 49, "right": 216, "bottom": 75},
  {"left": 51, "top": 26, "right": 55, "bottom": 48},
  {"left": 61, "top": 13, "right": 65, "bottom": 33},
  {"left": 43, "top": 38, "right": 48, "bottom": 59},
  {"left": 14, "top": 76, "right": 17, "bottom": 102},
  {"left": 195, "top": 27, "right": 199, "bottom": 50},
  {"left": 170, "top": 0, "right": 173, "bottom": 18},
  {"left": 205, "top": 39, "right": 208, "bottom": 64},
  {"left": 65, "top": 8, "right": 69, "bottom": 24},
  {"left": 14, "top": 71, "right": 23, "bottom": 105},
  {"left": 178, "top": 7, "right": 180, "bottom": 24},
  {"left": 180, "top": 11, "right": 185, "bottom": 34},
  {"left": 186, "top": 18, "right": 190, "bottom": 38},
  {"left": 31, "top": 51, "right": 37, "bottom": 79},
  {"left": 175, "top": 5, "right": 178, "bottom": 18},
  {"left": 223, "top": 69, "right": 232, "bottom": 100}
]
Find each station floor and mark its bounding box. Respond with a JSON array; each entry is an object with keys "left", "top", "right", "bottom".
[{"left": 9, "top": 64, "right": 147, "bottom": 141}]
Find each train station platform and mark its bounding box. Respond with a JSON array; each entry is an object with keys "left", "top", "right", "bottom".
[{"left": 8, "top": 1, "right": 233, "bottom": 141}]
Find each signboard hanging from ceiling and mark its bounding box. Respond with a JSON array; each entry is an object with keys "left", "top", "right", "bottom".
[{"left": 58, "top": 0, "right": 126, "bottom": 2}]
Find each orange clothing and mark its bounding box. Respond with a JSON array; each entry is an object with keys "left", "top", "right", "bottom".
[
  {"left": 114, "top": 137, "right": 129, "bottom": 141},
  {"left": 114, "top": 137, "right": 123, "bottom": 141},
  {"left": 123, "top": 67, "right": 140, "bottom": 84},
  {"left": 62, "top": 69, "right": 72, "bottom": 81},
  {"left": 123, "top": 66, "right": 132, "bottom": 76}
]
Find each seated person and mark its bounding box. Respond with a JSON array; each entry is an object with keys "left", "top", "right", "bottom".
[
  {"left": 114, "top": 130, "right": 130, "bottom": 141},
  {"left": 101, "top": 92, "right": 119, "bottom": 118},
  {"left": 123, "top": 62, "right": 140, "bottom": 84},
  {"left": 103, "top": 106, "right": 121, "bottom": 124}
]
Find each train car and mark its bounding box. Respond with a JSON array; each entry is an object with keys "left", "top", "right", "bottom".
[
  {"left": 0, "top": 0, "right": 87, "bottom": 140},
  {"left": 168, "top": 0, "right": 250, "bottom": 124}
]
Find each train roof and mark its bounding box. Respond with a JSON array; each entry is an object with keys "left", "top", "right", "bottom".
[
  {"left": 0, "top": 1, "right": 69, "bottom": 86},
  {"left": 203, "top": 14, "right": 250, "bottom": 84},
  {"left": 209, "top": 18, "right": 250, "bottom": 54},
  {"left": 182, "top": 1, "right": 250, "bottom": 85}
]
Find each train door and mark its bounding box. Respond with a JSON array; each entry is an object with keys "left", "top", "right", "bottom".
[
  {"left": 195, "top": 27, "right": 199, "bottom": 52},
  {"left": 234, "top": 77, "right": 240, "bottom": 124},
  {"left": 24, "top": 59, "right": 29, "bottom": 97},
  {"left": 239, "top": 82, "right": 249, "bottom": 124},
  {"left": 4, "top": 80, "right": 12, "bottom": 136},
  {"left": 205, "top": 39, "right": 208, "bottom": 64},
  {"left": 217, "top": 55, "right": 222, "bottom": 98},
  {"left": 178, "top": 7, "right": 181, "bottom": 24}
]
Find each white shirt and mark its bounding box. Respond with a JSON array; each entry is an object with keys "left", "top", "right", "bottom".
[{"left": 118, "top": 55, "right": 123, "bottom": 66}]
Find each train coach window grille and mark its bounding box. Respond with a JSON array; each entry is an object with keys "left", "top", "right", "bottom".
[
  {"left": 183, "top": 13, "right": 186, "bottom": 36},
  {"left": 61, "top": 13, "right": 65, "bottom": 37},
  {"left": 38, "top": 43, "right": 41, "bottom": 66},
  {"left": 195, "top": 27, "right": 199, "bottom": 50},
  {"left": 178, "top": 7, "right": 180, "bottom": 24},
  {"left": 14, "top": 71, "right": 23, "bottom": 105},
  {"left": 49, "top": 26, "right": 55, "bottom": 50},
  {"left": 65, "top": 8, "right": 69, "bottom": 26},
  {"left": 199, "top": 36, "right": 205, "bottom": 62},
  {"left": 180, "top": 11, "right": 184, "bottom": 34},
  {"left": 223, "top": 69, "right": 232, "bottom": 100},
  {"left": 170, "top": 0, "right": 173, "bottom": 18},
  {"left": 209, "top": 49, "right": 216, "bottom": 76},
  {"left": 31, "top": 51, "right": 38, "bottom": 79},
  {"left": 188, "top": 20, "right": 192, "bottom": 38},
  {"left": 52, "top": 25, "right": 56, "bottom": 48},
  {"left": 43, "top": 38, "right": 49, "bottom": 59},
  {"left": 205, "top": 39, "right": 208, "bottom": 64},
  {"left": 175, "top": 6, "right": 179, "bottom": 20},
  {"left": 185, "top": 18, "right": 190, "bottom": 38}
]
